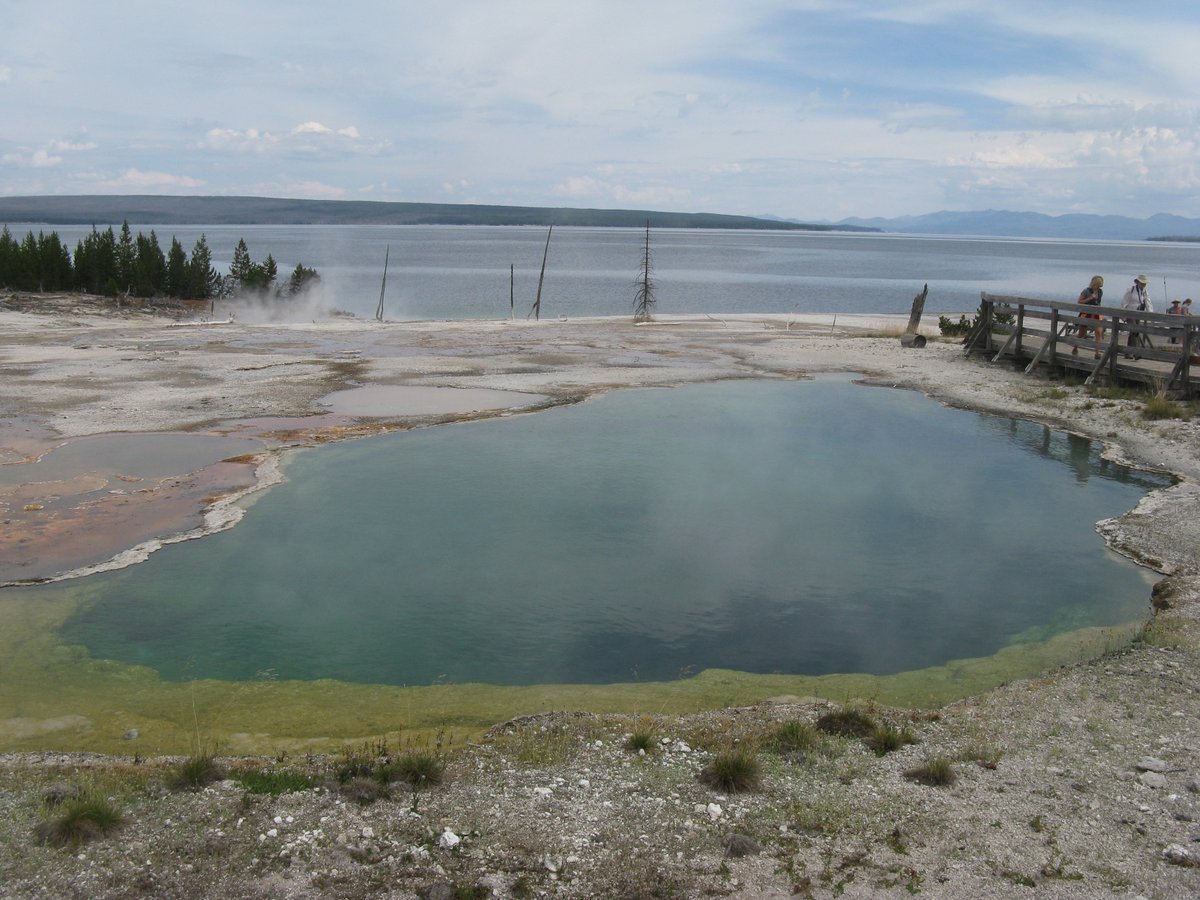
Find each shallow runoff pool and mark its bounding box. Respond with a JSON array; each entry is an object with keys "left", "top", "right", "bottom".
[{"left": 54, "top": 376, "right": 1165, "bottom": 688}]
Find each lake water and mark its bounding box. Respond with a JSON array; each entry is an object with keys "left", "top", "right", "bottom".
[
  {"left": 11, "top": 222, "right": 1200, "bottom": 321},
  {"left": 54, "top": 377, "right": 1166, "bottom": 687}
]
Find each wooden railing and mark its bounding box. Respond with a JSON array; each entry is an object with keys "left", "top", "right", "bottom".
[{"left": 965, "top": 293, "right": 1197, "bottom": 397}]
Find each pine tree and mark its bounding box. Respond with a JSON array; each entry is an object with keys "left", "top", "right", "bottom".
[
  {"left": 115, "top": 221, "right": 135, "bottom": 294},
  {"left": 186, "top": 234, "right": 218, "bottom": 300},
  {"left": 165, "top": 238, "right": 188, "bottom": 298},
  {"left": 0, "top": 226, "right": 16, "bottom": 287},
  {"left": 134, "top": 230, "right": 166, "bottom": 297},
  {"left": 229, "top": 238, "right": 253, "bottom": 288},
  {"left": 287, "top": 263, "right": 320, "bottom": 295}
]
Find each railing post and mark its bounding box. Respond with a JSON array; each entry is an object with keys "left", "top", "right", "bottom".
[
  {"left": 1108, "top": 317, "right": 1120, "bottom": 379},
  {"left": 1182, "top": 324, "right": 1195, "bottom": 398}
]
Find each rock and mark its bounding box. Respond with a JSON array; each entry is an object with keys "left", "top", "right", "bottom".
[
  {"left": 707, "top": 803, "right": 723, "bottom": 820},
  {"left": 419, "top": 884, "right": 458, "bottom": 900},
  {"left": 1161, "top": 844, "right": 1195, "bottom": 866},
  {"left": 122, "top": 729, "right": 139, "bottom": 741},
  {"left": 437, "top": 829, "right": 460, "bottom": 850},
  {"left": 721, "top": 833, "right": 761, "bottom": 857},
  {"left": 1135, "top": 757, "right": 1170, "bottom": 773},
  {"left": 1150, "top": 578, "right": 1174, "bottom": 610},
  {"left": 1139, "top": 772, "right": 1168, "bottom": 789}
]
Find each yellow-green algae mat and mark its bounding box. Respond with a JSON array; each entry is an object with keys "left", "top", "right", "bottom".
[{"left": 0, "top": 586, "right": 1139, "bottom": 756}]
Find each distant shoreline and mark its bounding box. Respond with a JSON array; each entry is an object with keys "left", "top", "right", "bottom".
[{"left": 0, "top": 194, "right": 879, "bottom": 233}]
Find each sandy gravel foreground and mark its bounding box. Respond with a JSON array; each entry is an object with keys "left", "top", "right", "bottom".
[{"left": 0, "top": 295, "right": 1198, "bottom": 898}]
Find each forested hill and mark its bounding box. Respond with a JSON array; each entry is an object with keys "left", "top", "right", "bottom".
[{"left": 0, "top": 195, "right": 874, "bottom": 232}]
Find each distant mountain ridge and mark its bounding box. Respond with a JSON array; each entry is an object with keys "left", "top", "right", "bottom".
[
  {"left": 0, "top": 195, "right": 873, "bottom": 233},
  {"left": 832, "top": 209, "right": 1200, "bottom": 241}
]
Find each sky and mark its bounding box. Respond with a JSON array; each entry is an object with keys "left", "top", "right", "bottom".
[{"left": 2, "top": 1, "right": 1198, "bottom": 221}]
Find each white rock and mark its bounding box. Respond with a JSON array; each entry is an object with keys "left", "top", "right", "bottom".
[
  {"left": 707, "top": 803, "right": 723, "bottom": 820},
  {"left": 266, "top": 828, "right": 278, "bottom": 838},
  {"left": 578, "top": 779, "right": 590, "bottom": 788},
  {"left": 438, "top": 829, "right": 461, "bottom": 850},
  {"left": 533, "top": 787, "right": 553, "bottom": 798}
]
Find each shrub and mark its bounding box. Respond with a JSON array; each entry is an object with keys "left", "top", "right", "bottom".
[
  {"left": 698, "top": 747, "right": 761, "bottom": 793},
  {"left": 938, "top": 315, "right": 972, "bottom": 336},
  {"left": 35, "top": 795, "right": 124, "bottom": 847}
]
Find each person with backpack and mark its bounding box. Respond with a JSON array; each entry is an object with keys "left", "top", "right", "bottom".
[
  {"left": 1074, "top": 275, "right": 1104, "bottom": 357},
  {"left": 1121, "top": 274, "right": 1151, "bottom": 353}
]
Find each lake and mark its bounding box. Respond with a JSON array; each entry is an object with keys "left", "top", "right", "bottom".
[
  {"left": 54, "top": 377, "right": 1166, "bottom": 688},
  {"left": 10, "top": 222, "right": 1200, "bottom": 321}
]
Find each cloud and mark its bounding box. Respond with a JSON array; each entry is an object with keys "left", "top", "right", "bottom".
[
  {"left": 552, "top": 173, "right": 691, "bottom": 208},
  {"left": 100, "top": 169, "right": 205, "bottom": 189},
  {"left": 252, "top": 179, "right": 346, "bottom": 199},
  {"left": 1, "top": 148, "right": 63, "bottom": 167},
  {"left": 0, "top": 64, "right": 11, "bottom": 84},
  {"left": 48, "top": 138, "right": 98, "bottom": 153}
]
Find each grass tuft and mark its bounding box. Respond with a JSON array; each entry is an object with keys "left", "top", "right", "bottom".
[
  {"left": 698, "top": 747, "right": 761, "bottom": 793},
  {"left": 624, "top": 728, "right": 658, "bottom": 754},
  {"left": 233, "top": 768, "right": 316, "bottom": 795},
  {"left": 1142, "top": 394, "right": 1186, "bottom": 420},
  {"left": 772, "top": 719, "right": 822, "bottom": 756},
  {"left": 169, "top": 754, "right": 225, "bottom": 792},
  {"left": 903, "top": 757, "right": 957, "bottom": 787},
  {"left": 815, "top": 707, "right": 876, "bottom": 738},
  {"left": 385, "top": 750, "right": 446, "bottom": 789},
  {"left": 35, "top": 795, "right": 124, "bottom": 848},
  {"left": 340, "top": 776, "right": 388, "bottom": 805},
  {"left": 865, "top": 723, "right": 918, "bottom": 756}
]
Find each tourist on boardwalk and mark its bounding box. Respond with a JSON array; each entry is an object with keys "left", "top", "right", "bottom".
[
  {"left": 1121, "top": 274, "right": 1151, "bottom": 351},
  {"left": 1075, "top": 275, "right": 1104, "bottom": 357}
]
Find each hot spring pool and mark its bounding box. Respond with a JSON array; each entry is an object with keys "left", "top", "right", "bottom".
[{"left": 49, "top": 376, "right": 1167, "bottom": 688}]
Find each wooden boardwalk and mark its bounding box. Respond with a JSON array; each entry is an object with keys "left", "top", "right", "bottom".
[{"left": 964, "top": 293, "right": 1199, "bottom": 398}]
